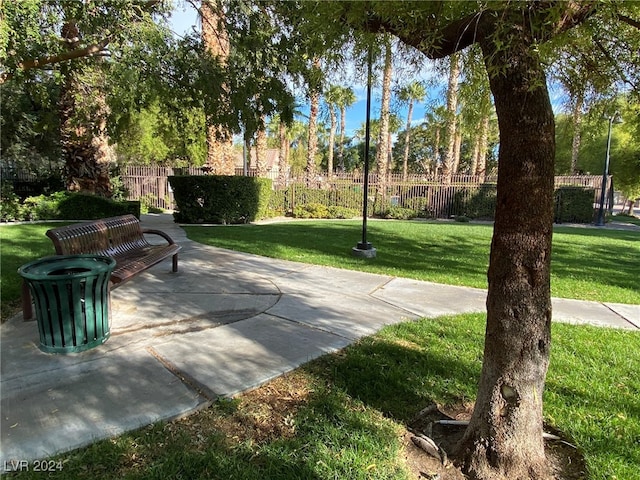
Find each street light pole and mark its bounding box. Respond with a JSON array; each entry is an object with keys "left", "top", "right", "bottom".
[
  {"left": 353, "top": 46, "right": 376, "bottom": 258},
  {"left": 595, "top": 113, "right": 617, "bottom": 226}
]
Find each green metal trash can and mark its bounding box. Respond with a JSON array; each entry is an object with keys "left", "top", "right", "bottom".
[{"left": 18, "top": 255, "right": 116, "bottom": 354}]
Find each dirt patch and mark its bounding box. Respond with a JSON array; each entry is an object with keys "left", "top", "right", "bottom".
[{"left": 402, "top": 403, "right": 588, "bottom": 480}]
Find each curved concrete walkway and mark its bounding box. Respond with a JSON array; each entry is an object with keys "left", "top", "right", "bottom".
[{"left": 1, "top": 213, "right": 638, "bottom": 469}]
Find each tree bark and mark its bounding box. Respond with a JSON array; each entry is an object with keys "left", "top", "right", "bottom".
[
  {"left": 202, "top": 0, "right": 235, "bottom": 174},
  {"left": 570, "top": 90, "right": 584, "bottom": 174},
  {"left": 338, "top": 104, "right": 347, "bottom": 172},
  {"left": 375, "top": 36, "right": 393, "bottom": 201},
  {"left": 454, "top": 32, "right": 555, "bottom": 480},
  {"left": 476, "top": 113, "right": 489, "bottom": 181},
  {"left": 255, "top": 122, "right": 268, "bottom": 177},
  {"left": 453, "top": 130, "right": 462, "bottom": 174},
  {"left": 59, "top": 21, "right": 113, "bottom": 197},
  {"left": 306, "top": 87, "right": 319, "bottom": 184}
]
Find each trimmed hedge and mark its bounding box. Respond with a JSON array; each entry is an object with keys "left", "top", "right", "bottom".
[
  {"left": 169, "top": 175, "right": 272, "bottom": 224},
  {"left": 554, "top": 186, "right": 596, "bottom": 223},
  {"left": 57, "top": 193, "right": 140, "bottom": 220}
]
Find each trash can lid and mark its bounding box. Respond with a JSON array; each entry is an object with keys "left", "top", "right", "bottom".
[{"left": 18, "top": 255, "right": 116, "bottom": 280}]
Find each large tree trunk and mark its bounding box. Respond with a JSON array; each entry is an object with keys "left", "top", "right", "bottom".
[
  {"left": 202, "top": 0, "right": 235, "bottom": 174},
  {"left": 375, "top": 36, "right": 392, "bottom": 205},
  {"left": 455, "top": 33, "right": 555, "bottom": 480},
  {"left": 60, "top": 21, "right": 113, "bottom": 197}
]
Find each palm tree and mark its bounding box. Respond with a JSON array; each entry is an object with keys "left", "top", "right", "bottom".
[
  {"left": 375, "top": 35, "right": 393, "bottom": 182},
  {"left": 323, "top": 85, "right": 342, "bottom": 176},
  {"left": 334, "top": 86, "right": 357, "bottom": 172},
  {"left": 397, "top": 81, "right": 427, "bottom": 180},
  {"left": 306, "top": 57, "right": 322, "bottom": 184}
]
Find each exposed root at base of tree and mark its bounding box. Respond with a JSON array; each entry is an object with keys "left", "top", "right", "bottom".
[{"left": 402, "top": 403, "right": 588, "bottom": 480}]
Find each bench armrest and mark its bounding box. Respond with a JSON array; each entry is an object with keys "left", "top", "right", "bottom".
[{"left": 142, "top": 228, "right": 177, "bottom": 245}]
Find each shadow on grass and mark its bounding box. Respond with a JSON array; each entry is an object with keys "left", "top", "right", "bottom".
[
  {"left": 551, "top": 227, "right": 640, "bottom": 296},
  {"left": 185, "top": 221, "right": 493, "bottom": 288},
  {"left": 303, "top": 315, "right": 486, "bottom": 423}
]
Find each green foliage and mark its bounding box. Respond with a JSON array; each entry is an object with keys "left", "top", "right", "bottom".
[
  {"left": 0, "top": 184, "right": 22, "bottom": 222},
  {"left": 293, "top": 203, "right": 330, "bottom": 219},
  {"left": 378, "top": 206, "right": 417, "bottom": 220},
  {"left": 57, "top": 194, "right": 140, "bottom": 220},
  {"left": 169, "top": 175, "right": 272, "bottom": 224},
  {"left": 292, "top": 203, "right": 359, "bottom": 219},
  {"left": 555, "top": 96, "right": 640, "bottom": 203},
  {"left": 114, "top": 102, "right": 207, "bottom": 166},
  {"left": 0, "top": 74, "right": 62, "bottom": 172},
  {"left": 138, "top": 193, "right": 164, "bottom": 214},
  {"left": 554, "top": 187, "right": 596, "bottom": 223},
  {"left": 266, "top": 189, "right": 287, "bottom": 217},
  {"left": 21, "top": 191, "right": 67, "bottom": 220},
  {"left": 451, "top": 185, "right": 498, "bottom": 220},
  {"left": 16, "top": 191, "right": 139, "bottom": 221},
  {"left": 327, "top": 206, "right": 360, "bottom": 219}
]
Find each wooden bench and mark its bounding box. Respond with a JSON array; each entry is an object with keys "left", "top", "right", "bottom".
[{"left": 22, "top": 214, "right": 181, "bottom": 320}]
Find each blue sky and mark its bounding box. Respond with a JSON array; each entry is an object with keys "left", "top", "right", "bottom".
[{"left": 169, "top": 4, "right": 566, "bottom": 139}]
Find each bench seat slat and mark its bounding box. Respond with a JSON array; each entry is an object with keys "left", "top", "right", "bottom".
[{"left": 111, "top": 244, "right": 181, "bottom": 284}]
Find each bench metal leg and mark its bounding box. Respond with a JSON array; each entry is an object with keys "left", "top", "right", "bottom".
[
  {"left": 21, "top": 281, "right": 34, "bottom": 320},
  {"left": 172, "top": 254, "right": 178, "bottom": 273}
]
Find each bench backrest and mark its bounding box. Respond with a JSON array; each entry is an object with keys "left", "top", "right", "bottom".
[{"left": 46, "top": 215, "right": 148, "bottom": 257}]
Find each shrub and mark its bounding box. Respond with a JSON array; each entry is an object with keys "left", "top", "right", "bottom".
[
  {"left": 452, "top": 185, "right": 497, "bottom": 220},
  {"left": 0, "top": 184, "right": 23, "bottom": 222},
  {"left": 169, "top": 175, "right": 272, "bottom": 224},
  {"left": 293, "top": 203, "right": 330, "bottom": 218},
  {"left": 554, "top": 187, "right": 595, "bottom": 224},
  {"left": 19, "top": 191, "right": 140, "bottom": 221},
  {"left": 379, "top": 206, "right": 417, "bottom": 220},
  {"left": 327, "top": 206, "right": 359, "bottom": 219},
  {"left": 57, "top": 193, "right": 140, "bottom": 219},
  {"left": 21, "top": 191, "right": 68, "bottom": 220}
]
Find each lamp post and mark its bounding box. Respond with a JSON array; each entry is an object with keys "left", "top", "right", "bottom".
[
  {"left": 352, "top": 46, "right": 376, "bottom": 258},
  {"left": 595, "top": 113, "right": 621, "bottom": 226}
]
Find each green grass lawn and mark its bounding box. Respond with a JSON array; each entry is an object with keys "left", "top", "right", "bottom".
[
  {"left": 0, "top": 223, "right": 64, "bottom": 321},
  {"left": 2, "top": 220, "right": 638, "bottom": 478},
  {"left": 184, "top": 220, "right": 640, "bottom": 304},
  {"left": 6, "top": 315, "right": 639, "bottom": 480}
]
